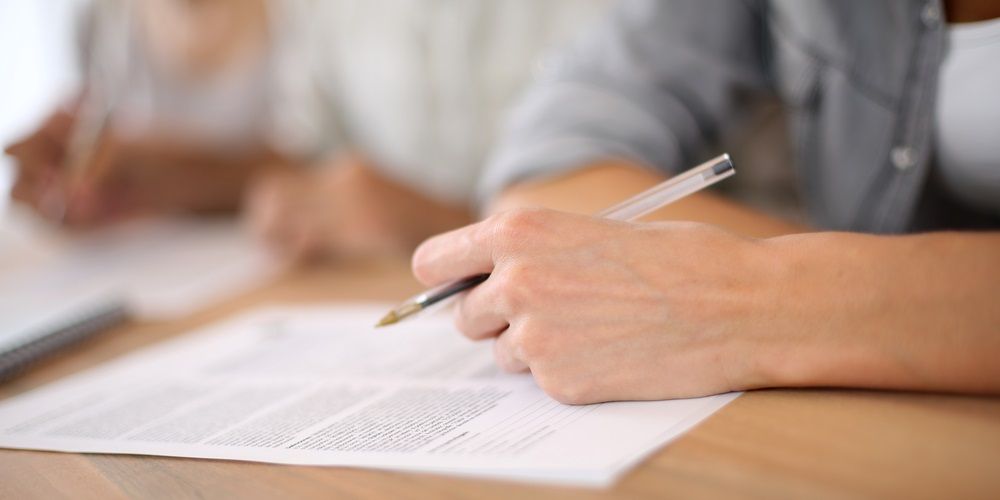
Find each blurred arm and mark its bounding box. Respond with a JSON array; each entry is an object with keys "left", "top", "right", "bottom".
[{"left": 478, "top": 0, "right": 772, "bottom": 208}]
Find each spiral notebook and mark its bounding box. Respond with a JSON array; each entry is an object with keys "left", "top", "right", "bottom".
[
  {"left": 0, "top": 212, "right": 277, "bottom": 381},
  {"left": 0, "top": 288, "right": 129, "bottom": 382}
]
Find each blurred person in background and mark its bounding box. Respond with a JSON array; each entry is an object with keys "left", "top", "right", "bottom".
[
  {"left": 244, "top": 1, "right": 611, "bottom": 260},
  {"left": 410, "top": 0, "right": 1000, "bottom": 404},
  {"left": 6, "top": 0, "right": 308, "bottom": 227},
  {"left": 5, "top": 0, "right": 611, "bottom": 261}
]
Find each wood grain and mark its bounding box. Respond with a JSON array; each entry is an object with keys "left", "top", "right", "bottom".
[{"left": 1, "top": 257, "right": 998, "bottom": 499}]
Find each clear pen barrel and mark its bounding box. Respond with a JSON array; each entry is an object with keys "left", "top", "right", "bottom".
[{"left": 597, "top": 154, "right": 735, "bottom": 222}]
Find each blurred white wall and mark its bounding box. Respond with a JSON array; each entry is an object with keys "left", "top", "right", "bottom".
[{"left": 0, "top": 1, "right": 82, "bottom": 214}]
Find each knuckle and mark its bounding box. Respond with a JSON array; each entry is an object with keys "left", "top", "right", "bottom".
[
  {"left": 493, "top": 262, "right": 536, "bottom": 309},
  {"left": 520, "top": 328, "right": 549, "bottom": 361},
  {"left": 505, "top": 327, "right": 529, "bottom": 361},
  {"left": 513, "top": 321, "right": 547, "bottom": 361},
  {"left": 492, "top": 336, "right": 522, "bottom": 373},
  {"left": 491, "top": 208, "right": 549, "bottom": 248},
  {"left": 452, "top": 298, "right": 480, "bottom": 339},
  {"left": 535, "top": 373, "right": 593, "bottom": 406}
]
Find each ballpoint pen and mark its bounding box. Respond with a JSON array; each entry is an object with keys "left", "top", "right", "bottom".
[
  {"left": 376, "top": 153, "right": 736, "bottom": 327},
  {"left": 44, "top": 95, "right": 113, "bottom": 223},
  {"left": 42, "top": 3, "right": 129, "bottom": 224}
]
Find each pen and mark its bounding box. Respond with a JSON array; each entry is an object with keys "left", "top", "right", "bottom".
[
  {"left": 43, "top": 5, "right": 130, "bottom": 224},
  {"left": 376, "top": 153, "right": 736, "bottom": 327},
  {"left": 63, "top": 98, "right": 113, "bottom": 216},
  {"left": 39, "top": 94, "right": 112, "bottom": 224}
]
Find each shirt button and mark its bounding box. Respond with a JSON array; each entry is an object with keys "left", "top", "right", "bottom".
[
  {"left": 921, "top": 2, "right": 941, "bottom": 28},
  {"left": 891, "top": 146, "right": 918, "bottom": 171}
]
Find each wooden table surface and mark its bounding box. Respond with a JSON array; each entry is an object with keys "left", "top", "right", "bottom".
[{"left": 1, "top": 257, "right": 998, "bottom": 499}]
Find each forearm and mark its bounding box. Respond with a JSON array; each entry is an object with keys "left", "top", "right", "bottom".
[
  {"left": 122, "top": 137, "right": 294, "bottom": 213},
  {"left": 489, "top": 160, "right": 807, "bottom": 237},
  {"left": 760, "top": 231, "right": 1000, "bottom": 394}
]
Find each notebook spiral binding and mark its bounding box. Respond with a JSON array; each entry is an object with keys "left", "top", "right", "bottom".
[{"left": 0, "top": 304, "right": 129, "bottom": 383}]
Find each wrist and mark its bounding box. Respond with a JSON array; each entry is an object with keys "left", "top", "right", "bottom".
[
  {"left": 744, "top": 232, "right": 878, "bottom": 389},
  {"left": 749, "top": 232, "right": 924, "bottom": 390},
  {"left": 713, "top": 233, "right": 807, "bottom": 390}
]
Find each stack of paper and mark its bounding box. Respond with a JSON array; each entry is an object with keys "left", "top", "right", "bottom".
[{"left": 0, "top": 305, "right": 738, "bottom": 486}]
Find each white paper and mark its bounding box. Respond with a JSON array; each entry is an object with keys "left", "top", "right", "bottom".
[
  {"left": 0, "top": 209, "right": 278, "bottom": 351},
  {"left": 0, "top": 305, "right": 738, "bottom": 486}
]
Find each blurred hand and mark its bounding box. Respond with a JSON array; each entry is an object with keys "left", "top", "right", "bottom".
[
  {"left": 6, "top": 107, "right": 263, "bottom": 227},
  {"left": 245, "top": 153, "right": 472, "bottom": 262},
  {"left": 412, "top": 208, "right": 779, "bottom": 404},
  {"left": 6, "top": 108, "right": 75, "bottom": 220}
]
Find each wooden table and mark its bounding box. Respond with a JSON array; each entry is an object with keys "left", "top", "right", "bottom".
[{"left": 1, "top": 257, "right": 998, "bottom": 499}]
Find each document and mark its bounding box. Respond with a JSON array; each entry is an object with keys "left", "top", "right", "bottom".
[{"left": 0, "top": 306, "right": 738, "bottom": 486}]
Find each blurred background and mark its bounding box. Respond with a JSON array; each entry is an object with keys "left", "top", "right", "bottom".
[
  {"left": 0, "top": 0, "right": 802, "bottom": 241},
  {"left": 0, "top": 1, "right": 81, "bottom": 215}
]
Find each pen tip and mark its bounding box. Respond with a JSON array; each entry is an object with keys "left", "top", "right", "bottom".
[
  {"left": 375, "top": 302, "right": 423, "bottom": 328},
  {"left": 375, "top": 312, "right": 399, "bottom": 328}
]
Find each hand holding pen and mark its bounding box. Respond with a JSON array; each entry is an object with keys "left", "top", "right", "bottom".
[
  {"left": 393, "top": 154, "right": 765, "bottom": 404},
  {"left": 378, "top": 154, "right": 736, "bottom": 326},
  {"left": 5, "top": 5, "right": 127, "bottom": 226},
  {"left": 4, "top": 96, "right": 118, "bottom": 226}
]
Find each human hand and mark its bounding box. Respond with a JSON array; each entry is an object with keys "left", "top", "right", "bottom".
[
  {"left": 412, "top": 208, "right": 781, "bottom": 404},
  {"left": 244, "top": 154, "right": 432, "bottom": 262},
  {"left": 7, "top": 109, "right": 258, "bottom": 227},
  {"left": 6, "top": 108, "right": 76, "bottom": 221},
  {"left": 6, "top": 106, "right": 142, "bottom": 226}
]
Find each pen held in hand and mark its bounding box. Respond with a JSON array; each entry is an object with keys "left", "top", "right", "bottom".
[
  {"left": 375, "top": 153, "right": 736, "bottom": 327},
  {"left": 46, "top": 96, "right": 113, "bottom": 224}
]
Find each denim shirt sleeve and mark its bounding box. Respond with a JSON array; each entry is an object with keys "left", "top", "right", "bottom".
[{"left": 477, "top": 0, "right": 770, "bottom": 206}]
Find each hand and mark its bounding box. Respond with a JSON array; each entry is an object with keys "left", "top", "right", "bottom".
[
  {"left": 6, "top": 108, "right": 75, "bottom": 220},
  {"left": 412, "top": 208, "right": 778, "bottom": 404},
  {"left": 245, "top": 153, "right": 472, "bottom": 262},
  {"left": 414, "top": 208, "right": 1000, "bottom": 403},
  {"left": 6, "top": 106, "right": 142, "bottom": 226},
  {"left": 7, "top": 108, "right": 262, "bottom": 227}
]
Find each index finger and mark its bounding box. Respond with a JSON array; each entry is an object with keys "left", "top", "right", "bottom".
[{"left": 412, "top": 216, "right": 501, "bottom": 287}]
